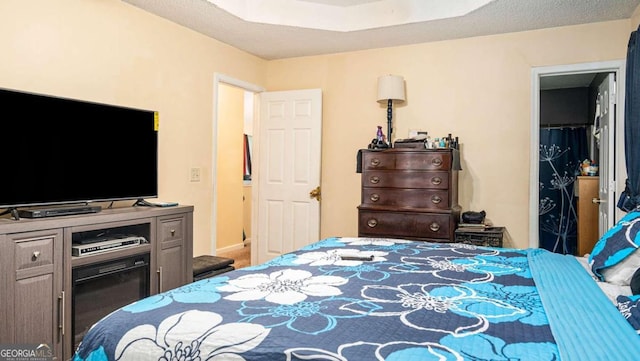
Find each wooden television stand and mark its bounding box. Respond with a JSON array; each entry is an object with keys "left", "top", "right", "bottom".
[{"left": 0, "top": 204, "right": 194, "bottom": 360}]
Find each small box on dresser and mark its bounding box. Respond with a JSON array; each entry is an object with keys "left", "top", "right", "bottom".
[{"left": 357, "top": 148, "right": 461, "bottom": 242}]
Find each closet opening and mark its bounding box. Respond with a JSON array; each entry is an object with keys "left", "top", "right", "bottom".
[
  {"left": 539, "top": 75, "right": 598, "bottom": 254},
  {"left": 535, "top": 68, "right": 620, "bottom": 255}
]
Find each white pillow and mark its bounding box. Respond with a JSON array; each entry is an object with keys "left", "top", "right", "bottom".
[
  {"left": 578, "top": 255, "right": 632, "bottom": 303},
  {"left": 601, "top": 249, "right": 640, "bottom": 286}
]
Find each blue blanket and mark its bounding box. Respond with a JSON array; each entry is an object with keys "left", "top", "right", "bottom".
[{"left": 73, "top": 237, "right": 640, "bottom": 360}]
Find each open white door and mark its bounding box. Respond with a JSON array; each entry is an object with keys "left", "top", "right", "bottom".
[
  {"left": 596, "top": 73, "right": 616, "bottom": 237},
  {"left": 255, "top": 89, "right": 322, "bottom": 263}
]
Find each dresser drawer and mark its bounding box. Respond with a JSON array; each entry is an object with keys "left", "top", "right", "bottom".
[
  {"left": 361, "top": 188, "right": 451, "bottom": 209},
  {"left": 358, "top": 210, "right": 452, "bottom": 239},
  {"left": 15, "top": 235, "right": 55, "bottom": 271},
  {"left": 362, "top": 170, "right": 449, "bottom": 189},
  {"left": 363, "top": 151, "right": 451, "bottom": 171},
  {"left": 159, "top": 216, "right": 185, "bottom": 243}
]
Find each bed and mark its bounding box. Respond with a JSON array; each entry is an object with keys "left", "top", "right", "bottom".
[{"left": 73, "top": 217, "right": 640, "bottom": 361}]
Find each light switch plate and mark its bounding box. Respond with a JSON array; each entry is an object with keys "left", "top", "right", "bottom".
[{"left": 190, "top": 168, "right": 201, "bottom": 182}]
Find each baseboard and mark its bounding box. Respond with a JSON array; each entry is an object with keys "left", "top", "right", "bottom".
[{"left": 216, "top": 243, "right": 246, "bottom": 254}]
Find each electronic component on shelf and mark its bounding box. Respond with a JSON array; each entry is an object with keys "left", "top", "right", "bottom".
[{"left": 72, "top": 236, "right": 146, "bottom": 257}]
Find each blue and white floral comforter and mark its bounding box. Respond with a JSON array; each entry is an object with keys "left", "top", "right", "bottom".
[{"left": 73, "top": 237, "right": 640, "bottom": 361}]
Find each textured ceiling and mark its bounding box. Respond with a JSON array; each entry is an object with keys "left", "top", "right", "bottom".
[{"left": 122, "top": 0, "right": 640, "bottom": 60}]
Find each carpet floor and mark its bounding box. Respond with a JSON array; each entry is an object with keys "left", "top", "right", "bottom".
[{"left": 217, "top": 244, "right": 251, "bottom": 269}]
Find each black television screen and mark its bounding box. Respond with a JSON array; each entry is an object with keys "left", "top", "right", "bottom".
[{"left": 0, "top": 87, "right": 158, "bottom": 209}]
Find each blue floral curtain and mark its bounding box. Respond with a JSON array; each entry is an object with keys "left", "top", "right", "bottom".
[{"left": 539, "top": 127, "right": 589, "bottom": 254}]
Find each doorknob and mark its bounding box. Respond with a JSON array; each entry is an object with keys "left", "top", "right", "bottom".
[
  {"left": 592, "top": 198, "right": 604, "bottom": 204},
  {"left": 309, "top": 186, "right": 321, "bottom": 201}
]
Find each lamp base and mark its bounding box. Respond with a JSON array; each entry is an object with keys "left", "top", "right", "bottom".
[{"left": 386, "top": 99, "right": 393, "bottom": 148}]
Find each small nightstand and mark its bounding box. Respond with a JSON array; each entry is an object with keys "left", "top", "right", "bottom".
[{"left": 454, "top": 227, "right": 505, "bottom": 247}]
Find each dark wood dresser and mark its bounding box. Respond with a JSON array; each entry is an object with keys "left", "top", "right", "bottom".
[{"left": 357, "top": 148, "right": 461, "bottom": 241}]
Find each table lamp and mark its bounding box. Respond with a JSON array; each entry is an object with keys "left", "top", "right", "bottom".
[{"left": 377, "top": 75, "right": 406, "bottom": 147}]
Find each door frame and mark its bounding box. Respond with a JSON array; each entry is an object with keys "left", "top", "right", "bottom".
[
  {"left": 211, "top": 73, "right": 264, "bottom": 254},
  {"left": 529, "top": 60, "right": 626, "bottom": 248}
]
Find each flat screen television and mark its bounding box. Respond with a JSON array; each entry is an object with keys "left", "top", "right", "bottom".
[{"left": 0, "top": 87, "right": 158, "bottom": 210}]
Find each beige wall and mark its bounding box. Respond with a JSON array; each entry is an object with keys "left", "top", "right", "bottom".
[
  {"left": 632, "top": 4, "right": 640, "bottom": 28},
  {"left": 265, "top": 20, "right": 632, "bottom": 249},
  {"left": 216, "top": 84, "right": 245, "bottom": 250},
  {"left": 0, "top": 0, "right": 266, "bottom": 257},
  {"left": 2, "top": 0, "right": 639, "bottom": 254}
]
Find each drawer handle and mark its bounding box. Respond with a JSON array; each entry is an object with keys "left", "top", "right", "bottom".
[
  {"left": 370, "top": 193, "right": 380, "bottom": 202},
  {"left": 158, "top": 267, "right": 163, "bottom": 293},
  {"left": 367, "top": 219, "right": 378, "bottom": 228},
  {"left": 32, "top": 251, "right": 41, "bottom": 260},
  {"left": 370, "top": 158, "right": 380, "bottom": 166},
  {"left": 370, "top": 176, "right": 380, "bottom": 184},
  {"left": 58, "top": 291, "right": 65, "bottom": 336},
  {"left": 429, "top": 222, "right": 441, "bottom": 232},
  {"left": 170, "top": 229, "right": 176, "bottom": 236},
  {"left": 431, "top": 195, "right": 442, "bottom": 204},
  {"left": 431, "top": 177, "right": 442, "bottom": 185},
  {"left": 431, "top": 158, "right": 443, "bottom": 167}
]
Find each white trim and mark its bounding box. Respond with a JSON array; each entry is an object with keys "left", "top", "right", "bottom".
[
  {"left": 214, "top": 73, "right": 264, "bottom": 94},
  {"left": 212, "top": 73, "right": 265, "bottom": 255},
  {"left": 529, "top": 60, "right": 626, "bottom": 249},
  {"left": 216, "top": 242, "right": 247, "bottom": 254}
]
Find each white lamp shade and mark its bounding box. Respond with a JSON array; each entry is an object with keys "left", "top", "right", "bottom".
[{"left": 377, "top": 75, "right": 406, "bottom": 102}]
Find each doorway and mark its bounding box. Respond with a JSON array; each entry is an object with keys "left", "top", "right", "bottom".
[
  {"left": 530, "top": 61, "right": 626, "bottom": 251},
  {"left": 212, "top": 74, "right": 264, "bottom": 259},
  {"left": 211, "top": 77, "right": 323, "bottom": 266}
]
